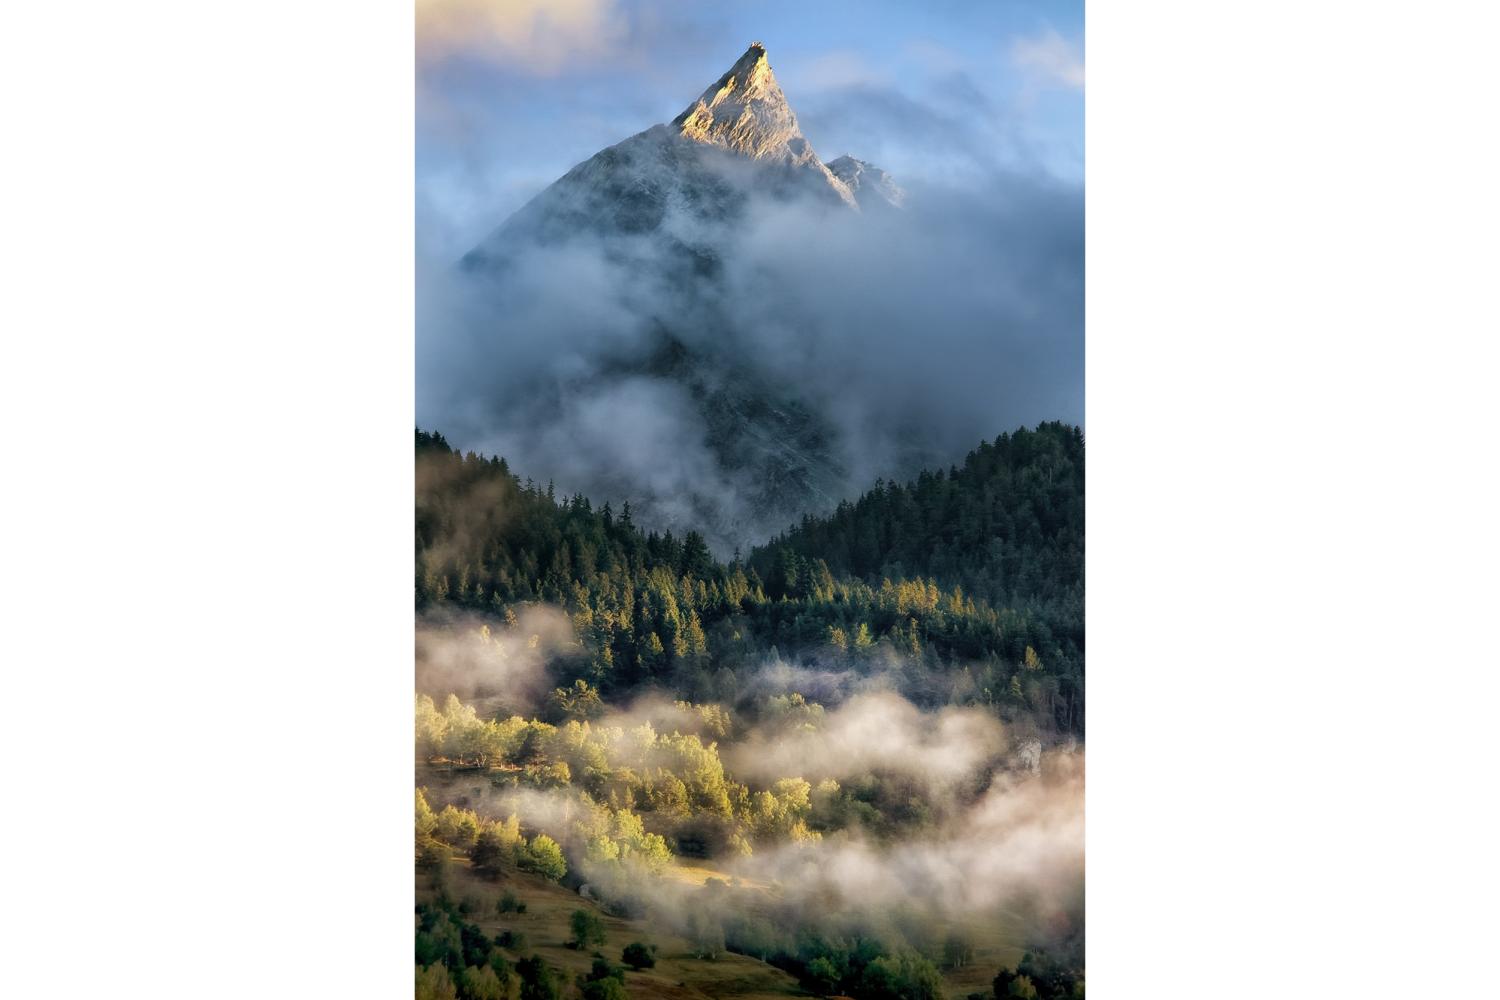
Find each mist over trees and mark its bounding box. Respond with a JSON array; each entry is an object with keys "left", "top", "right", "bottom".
[
  {"left": 414, "top": 426, "right": 1084, "bottom": 1000},
  {"left": 416, "top": 423, "right": 1083, "bottom": 735}
]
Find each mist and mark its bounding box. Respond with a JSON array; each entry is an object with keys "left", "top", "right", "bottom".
[
  {"left": 724, "top": 690, "right": 1008, "bottom": 794},
  {"left": 416, "top": 161, "right": 1081, "bottom": 554},
  {"left": 737, "top": 749, "right": 1084, "bottom": 919},
  {"left": 417, "top": 605, "right": 1082, "bottom": 929},
  {"left": 415, "top": 606, "right": 577, "bottom": 713}
]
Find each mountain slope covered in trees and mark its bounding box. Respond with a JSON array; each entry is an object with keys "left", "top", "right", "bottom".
[
  {"left": 416, "top": 423, "right": 1083, "bottom": 735},
  {"left": 752, "top": 422, "right": 1083, "bottom": 612},
  {"left": 415, "top": 424, "right": 1086, "bottom": 1000}
]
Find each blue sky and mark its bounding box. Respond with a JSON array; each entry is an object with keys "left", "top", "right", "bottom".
[{"left": 416, "top": 0, "right": 1083, "bottom": 258}]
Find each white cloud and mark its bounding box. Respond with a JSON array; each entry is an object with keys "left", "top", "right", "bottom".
[
  {"left": 798, "top": 49, "right": 884, "bottom": 90},
  {"left": 416, "top": 0, "right": 623, "bottom": 74},
  {"left": 901, "top": 38, "right": 968, "bottom": 76},
  {"left": 1011, "top": 27, "right": 1085, "bottom": 90}
]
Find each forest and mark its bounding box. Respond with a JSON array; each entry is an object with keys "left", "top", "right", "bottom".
[
  {"left": 416, "top": 423, "right": 1082, "bottom": 735},
  {"left": 416, "top": 425, "right": 1085, "bottom": 1000}
]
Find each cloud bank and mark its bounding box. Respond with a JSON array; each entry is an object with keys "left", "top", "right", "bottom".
[
  {"left": 724, "top": 690, "right": 1008, "bottom": 794},
  {"left": 417, "top": 161, "right": 1081, "bottom": 552}
]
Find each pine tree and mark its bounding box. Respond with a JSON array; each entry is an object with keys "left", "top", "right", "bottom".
[
  {"left": 684, "top": 610, "right": 708, "bottom": 660},
  {"left": 644, "top": 632, "right": 665, "bottom": 674},
  {"left": 853, "top": 622, "right": 874, "bottom": 649}
]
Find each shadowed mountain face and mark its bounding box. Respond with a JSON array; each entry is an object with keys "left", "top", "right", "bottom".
[{"left": 450, "top": 44, "right": 904, "bottom": 553}]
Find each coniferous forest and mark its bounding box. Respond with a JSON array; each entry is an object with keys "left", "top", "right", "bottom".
[{"left": 417, "top": 424, "right": 1082, "bottom": 734}]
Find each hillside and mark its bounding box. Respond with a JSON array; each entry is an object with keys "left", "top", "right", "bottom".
[
  {"left": 417, "top": 859, "right": 809, "bottom": 1000},
  {"left": 751, "top": 423, "right": 1083, "bottom": 613},
  {"left": 418, "top": 769, "right": 1035, "bottom": 1000},
  {"left": 749, "top": 422, "right": 1083, "bottom": 733},
  {"left": 415, "top": 424, "right": 1084, "bottom": 1000},
  {"left": 416, "top": 424, "right": 1083, "bottom": 735}
]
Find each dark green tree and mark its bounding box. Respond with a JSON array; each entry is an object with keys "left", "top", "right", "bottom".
[
  {"left": 569, "top": 909, "right": 607, "bottom": 950},
  {"left": 621, "top": 941, "right": 656, "bottom": 970}
]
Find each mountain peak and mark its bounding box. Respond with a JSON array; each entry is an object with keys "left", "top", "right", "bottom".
[
  {"left": 464, "top": 42, "right": 872, "bottom": 269},
  {"left": 672, "top": 42, "right": 808, "bottom": 162}
]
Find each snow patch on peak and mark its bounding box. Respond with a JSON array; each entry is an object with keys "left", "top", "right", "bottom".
[
  {"left": 826, "top": 156, "right": 905, "bottom": 210},
  {"left": 672, "top": 43, "right": 801, "bottom": 160},
  {"left": 669, "top": 43, "right": 858, "bottom": 208}
]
